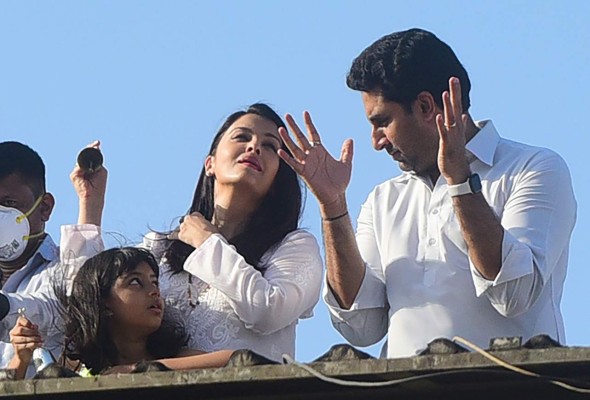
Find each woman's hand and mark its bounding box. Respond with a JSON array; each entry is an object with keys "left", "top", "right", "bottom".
[{"left": 176, "top": 212, "right": 220, "bottom": 249}]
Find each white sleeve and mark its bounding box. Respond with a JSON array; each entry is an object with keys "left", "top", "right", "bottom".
[
  {"left": 58, "top": 224, "right": 105, "bottom": 295},
  {"left": 323, "top": 192, "right": 389, "bottom": 347},
  {"left": 470, "top": 151, "right": 576, "bottom": 317},
  {"left": 0, "top": 224, "right": 104, "bottom": 340},
  {"left": 183, "top": 230, "right": 323, "bottom": 334},
  {"left": 1, "top": 289, "right": 60, "bottom": 342}
]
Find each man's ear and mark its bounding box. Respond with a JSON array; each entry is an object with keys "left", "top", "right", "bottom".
[
  {"left": 39, "top": 192, "right": 55, "bottom": 222},
  {"left": 414, "top": 91, "right": 438, "bottom": 122}
]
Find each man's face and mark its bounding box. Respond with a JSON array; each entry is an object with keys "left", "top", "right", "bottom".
[
  {"left": 362, "top": 92, "right": 440, "bottom": 178},
  {"left": 0, "top": 173, "right": 51, "bottom": 238}
]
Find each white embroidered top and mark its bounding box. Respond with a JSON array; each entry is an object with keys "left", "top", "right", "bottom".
[{"left": 143, "top": 229, "right": 323, "bottom": 362}]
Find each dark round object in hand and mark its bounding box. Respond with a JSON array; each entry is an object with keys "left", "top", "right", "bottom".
[{"left": 77, "top": 148, "right": 103, "bottom": 173}]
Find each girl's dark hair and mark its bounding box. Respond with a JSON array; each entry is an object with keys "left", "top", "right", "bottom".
[
  {"left": 57, "top": 247, "right": 187, "bottom": 375},
  {"left": 164, "top": 103, "right": 303, "bottom": 273}
]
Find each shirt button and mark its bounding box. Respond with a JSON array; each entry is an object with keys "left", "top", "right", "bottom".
[
  {"left": 432, "top": 209, "right": 439, "bottom": 215},
  {"left": 428, "top": 238, "right": 437, "bottom": 246}
]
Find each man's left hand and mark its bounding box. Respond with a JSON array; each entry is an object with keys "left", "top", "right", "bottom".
[{"left": 436, "top": 77, "right": 472, "bottom": 185}]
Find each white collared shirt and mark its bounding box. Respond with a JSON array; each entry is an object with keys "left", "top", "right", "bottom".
[
  {"left": 324, "top": 120, "right": 577, "bottom": 358},
  {"left": 0, "top": 224, "right": 103, "bottom": 377}
]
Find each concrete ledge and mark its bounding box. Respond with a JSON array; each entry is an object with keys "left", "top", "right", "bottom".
[{"left": 2, "top": 346, "right": 590, "bottom": 399}]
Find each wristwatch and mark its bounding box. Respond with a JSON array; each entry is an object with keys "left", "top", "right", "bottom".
[{"left": 447, "top": 173, "right": 482, "bottom": 197}]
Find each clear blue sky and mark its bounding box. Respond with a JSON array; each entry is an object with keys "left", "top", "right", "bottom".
[{"left": 1, "top": 1, "right": 588, "bottom": 361}]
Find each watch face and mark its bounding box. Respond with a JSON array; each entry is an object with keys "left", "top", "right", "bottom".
[{"left": 469, "top": 173, "right": 482, "bottom": 193}]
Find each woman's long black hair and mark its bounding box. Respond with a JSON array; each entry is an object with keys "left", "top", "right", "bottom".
[
  {"left": 56, "top": 247, "right": 187, "bottom": 375},
  {"left": 164, "top": 103, "right": 303, "bottom": 273}
]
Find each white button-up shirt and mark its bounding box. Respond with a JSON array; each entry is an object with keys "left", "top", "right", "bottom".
[
  {"left": 325, "top": 120, "right": 577, "bottom": 358},
  {"left": 0, "top": 224, "right": 103, "bottom": 377}
]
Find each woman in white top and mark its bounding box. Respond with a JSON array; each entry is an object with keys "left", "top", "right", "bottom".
[{"left": 146, "top": 103, "right": 323, "bottom": 362}]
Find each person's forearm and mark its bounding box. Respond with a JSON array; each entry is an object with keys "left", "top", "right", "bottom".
[
  {"left": 157, "top": 350, "right": 234, "bottom": 370},
  {"left": 78, "top": 198, "right": 104, "bottom": 226},
  {"left": 321, "top": 197, "right": 366, "bottom": 309},
  {"left": 452, "top": 192, "right": 503, "bottom": 280},
  {"left": 7, "top": 356, "right": 29, "bottom": 380}
]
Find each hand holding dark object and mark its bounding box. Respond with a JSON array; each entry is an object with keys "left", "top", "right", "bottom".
[
  {"left": 77, "top": 147, "right": 104, "bottom": 174},
  {"left": 70, "top": 141, "right": 108, "bottom": 225}
]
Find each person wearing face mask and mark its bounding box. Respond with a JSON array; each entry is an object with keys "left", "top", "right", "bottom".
[{"left": 0, "top": 141, "right": 106, "bottom": 377}]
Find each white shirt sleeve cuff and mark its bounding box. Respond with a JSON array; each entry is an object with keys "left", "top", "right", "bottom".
[
  {"left": 59, "top": 224, "right": 105, "bottom": 281},
  {"left": 323, "top": 263, "right": 386, "bottom": 315},
  {"left": 471, "top": 230, "right": 534, "bottom": 297}
]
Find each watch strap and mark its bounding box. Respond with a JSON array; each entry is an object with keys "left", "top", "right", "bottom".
[{"left": 447, "top": 174, "right": 481, "bottom": 197}]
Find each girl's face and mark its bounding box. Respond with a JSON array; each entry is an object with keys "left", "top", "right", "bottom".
[
  {"left": 205, "top": 113, "right": 282, "bottom": 202},
  {"left": 104, "top": 262, "right": 164, "bottom": 336}
]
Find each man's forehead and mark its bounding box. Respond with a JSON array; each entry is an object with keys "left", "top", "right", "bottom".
[
  {"left": 362, "top": 93, "right": 395, "bottom": 116},
  {"left": 0, "top": 174, "right": 36, "bottom": 198}
]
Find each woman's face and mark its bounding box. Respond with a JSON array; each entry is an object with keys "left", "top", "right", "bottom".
[
  {"left": 206, "top": 113, "right": 282, "bottom": 202},
  {"left": 104, "top": 262, "right": 164, "bottom": 337}
]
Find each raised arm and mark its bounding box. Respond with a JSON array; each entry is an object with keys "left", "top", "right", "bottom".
[
  {"left": 278, "top": 112, "right": 363, "bottom": 309},
  {"left": 437, "top": 77, "right": 576, "bottom": 317},
  {"left": 70, "top": 141, "right": 108, "bottom": 226}
]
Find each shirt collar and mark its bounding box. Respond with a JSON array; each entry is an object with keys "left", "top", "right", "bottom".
[
  {"left": 465, "top": 120, "right": 500, "bottom": 167},
  {"left": 396, "top": 119, "right": 500, "bottom": 183},
  {"left": 36, "top": 234, "right": 58, "bottom": 264}
]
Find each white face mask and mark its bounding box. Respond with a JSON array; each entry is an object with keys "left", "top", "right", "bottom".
[{"left": 0, "top": 196, "right": 45, "bottom": 262}]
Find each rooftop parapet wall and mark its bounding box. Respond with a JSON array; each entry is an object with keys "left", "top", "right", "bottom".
[{"left": 2, "top": 346, "right": 590, "bottom": 399}]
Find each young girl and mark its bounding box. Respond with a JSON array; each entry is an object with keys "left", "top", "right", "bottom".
[{"left": 9, "top": 247, "right": 233, "bottom": 378}]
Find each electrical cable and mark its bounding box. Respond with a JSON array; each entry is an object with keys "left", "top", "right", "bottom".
[
  {"left": 282, "top": 354, "right": 505, "bottom": 387},
  {"left": 452, "top": 336, "right": 590, "bottom": 394},
  {"left": 282, "top": 338, "right": 590, "bottom": 394}
]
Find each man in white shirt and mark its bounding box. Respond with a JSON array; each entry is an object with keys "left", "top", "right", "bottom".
[
  {"left": 0, "top": 141, "right": 106, "bottom": 376},
  {"left": 278, "top": 28, "right": 576, "bottom": 358}
]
